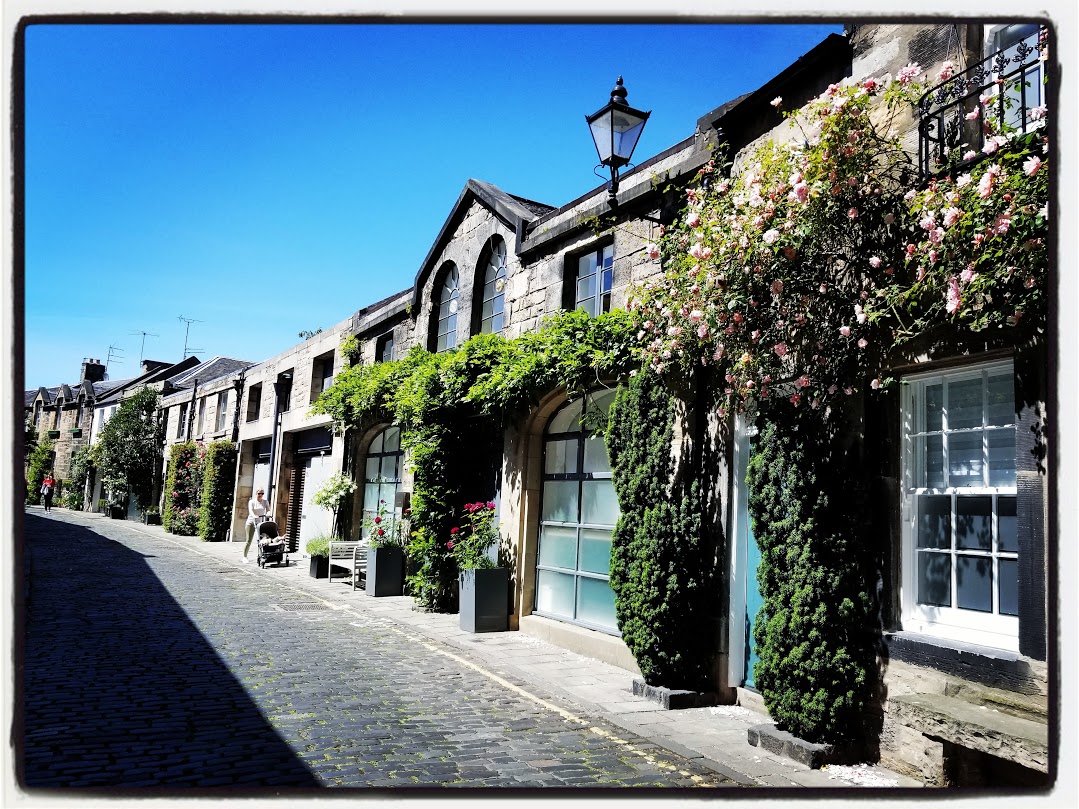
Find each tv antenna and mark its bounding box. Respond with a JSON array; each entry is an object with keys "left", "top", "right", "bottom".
[
  {"left": 129, "top": 329, "right": 159, "bottom": 365},
  {"left": 106, "top": 343, "right": 125, "bottom": 370},
  {"left": 177, "top": 315, "right": 204, "bottom": 359}
]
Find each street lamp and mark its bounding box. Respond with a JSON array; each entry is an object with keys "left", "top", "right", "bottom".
[{"left": 586, "top": 76, "right": 651, "bottom": 208}]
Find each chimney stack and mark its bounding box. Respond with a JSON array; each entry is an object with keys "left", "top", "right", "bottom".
[{"left": 80, "top": 357, "right": 106, "bottom": 384}]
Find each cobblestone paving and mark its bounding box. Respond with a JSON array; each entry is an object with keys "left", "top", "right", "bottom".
[{"left": 21, "top": 512, "right": 740, "bottom": 790}]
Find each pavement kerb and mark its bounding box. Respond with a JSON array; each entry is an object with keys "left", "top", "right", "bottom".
[{"left": 38, "top": 508, "right": 923, "bottom": 789}]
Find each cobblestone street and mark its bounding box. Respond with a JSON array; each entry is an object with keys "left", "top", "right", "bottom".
[{"left": 20, "top": 511, "right": 741, "bottom": 790}]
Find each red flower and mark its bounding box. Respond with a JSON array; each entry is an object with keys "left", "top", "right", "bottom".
[
  {"left": 373, "top": 516, "right": 381, "bottom": 524},
  {"left": 486, "top": 501, "right": 495, "bottom": 510},
  {"left": 377, "top": 528, "right": 385, "bottom": 537},
  {"left": 450, "top": 527, "right": 459, "bottom": 535},
  {"left": 447, "top": 540, "right": 455, "bottom": 550}
]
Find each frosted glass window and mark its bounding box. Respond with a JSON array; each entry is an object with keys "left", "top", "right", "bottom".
[
  {"left": 370, "top": 430, "right": 384, "bottom": 454},
  {"left": 541, "top": 481, "right": 578, "bottom": 524},
  {"left": 362, "top": 425, "right": 403, "bottom": 539},
  {"left": 578, "top": 528, "right": 612, "bottom": 575},
  {"left": 576, "top": 577, "right": 618, "bottom": 631},
  {"left": 539, "top": 526, "right": 578, "bottom": 570},
  {"left": 536, "top": 391, "right": 622, "bottom": 635},
  {"left": 384, "top": 427, "right": 400, "bottom": 452},
  {"left": 582, "top": 480, "right": 619, "bottom": 526},
  {"left": 545, "top": 439, "right": 578, "bottom": 475},
  {"left": 365, "top": 457, "right": 379, "bottom": 481},
  {"left": 380, "top": 454, "right": 398, "bottom": 481},
  {"left": 535, "top": 570, "right": 575, "bottom": 619}
]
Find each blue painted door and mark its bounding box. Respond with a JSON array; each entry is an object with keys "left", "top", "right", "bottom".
[{"left": 744, "top": 501, "right": 764, "bottom": 688}]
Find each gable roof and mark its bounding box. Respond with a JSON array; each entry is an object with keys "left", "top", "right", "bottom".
[
  {"left": 165, "top": 356, "right": 254, "bottom": 390},
  {"left": 92, "top": 355, "right": 204, "bottom": 406},
  {"left": 411, "top": 178, "right": 554, "bottom": 309}
]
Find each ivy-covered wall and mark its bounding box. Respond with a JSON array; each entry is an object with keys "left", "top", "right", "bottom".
[{"left": 198, "top": 440, "right": 238, "bottom": 542}]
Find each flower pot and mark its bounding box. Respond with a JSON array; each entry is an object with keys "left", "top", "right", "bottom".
[
  {"left": 144, "top": 512, "right": 161, "bottom": 525},
  {"left": 366, "top": 545, "right": 404, "bottom": 597},
  {"left": 309, "top": 556, "right": 329, "bottom": 578},
  {"left": 459, "top": 567, "right": 509, "bottom": 633},
  {"left": 109, "top": 505, "right": 126, "bottom": 520}
]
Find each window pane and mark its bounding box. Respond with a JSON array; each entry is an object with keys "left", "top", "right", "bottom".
[
  {"left": 948, "top": 432, "right": 984, "bottom": 487},
  {"left": 549, "top": 399, "right": 584, "bottom": 434},
  {"left": 576, "top": 273, "right": 596, "bottom": 305},
  {"left": 544, "top": 439, "right": 578, "bottom": 475},
  {"left": 380, "top": 454, "right": 399, "bottom": 482},
  {"left": 365, "top": 457, "right": 379, "bottom": 482},
  {"left": 601, "top": 267, "right": 613, "bottom": 294},
  {"left": 948, "top": 378, "right": 984, "bottom": 429},
  {"left": 538, "top": 525, "right": 577, "bottom": 569},
  {"left": 364, "top": 484, "right": 379, "bottom": 510},
  {"left": 917, "top": 496, "right": 951, "bottom": 549},
  {"left": 998, "top": 558, "right": 1019, "bottom": 616},
  {"left": 541, "top": 480, "right": 579, "bottom": 524},
  {"left": 923, "top": 435, "right": 945, "bottom": 488},
  {"left": 535, "top": 569, "right": 575, "bottom": 619},
  {"left": 370, "top": 430, "right": 384, "bottom": 454},
  {"left": 379, "top": 483, "right": 398, "bottom": 509},
  {"left": 917, "top": 551, "right": 951, "bottom": 607},
  {"left": 579, "top": 528, "right": 612, "bottom": 575},
  {"left": 998, "top": 496, "right": 1018, "bottom": 553},
  {"left": 956, "top": 555, "right": 993, "bottom": 612},
  {"left": 925, "top": 383, "right": 943, "bottom": 432},
  {"left": 987, "top": 429, "right": 1016, "bottom": 487},
  {"left": 576, "top": 576, "right": 618, "bottom": 631},
  {"left": 579, "top": 251, "right": 598, "bottom": 278},
  {"left": 582, "top": 435, "right": 612, "bottom": 475},
  {"left": 601, "top": 244, "right": 614, "bottom": 267},
  {"left": 956, "top": 496, "right": 993, "bottom": 551},
  {"left": 384, "top": 427, "right": 400, "bottom": 452},
  {"left": 986, "top": 373, "right": 1014, "bottom": 427},
  {"left": 581, "top": 480, "right": 619, "bottom": 526}
]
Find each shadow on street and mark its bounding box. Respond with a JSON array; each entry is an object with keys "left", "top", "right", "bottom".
[{"left": 18, "top": 513, "right": 319, "bottom": 790}]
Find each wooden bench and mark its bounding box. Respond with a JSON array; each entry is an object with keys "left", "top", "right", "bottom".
[
  {"left": 890, "top": 692, "right": 1048, "bottom": 777},
  {"left": 328, "top": 541, "right": 369, "bottom": 591}
]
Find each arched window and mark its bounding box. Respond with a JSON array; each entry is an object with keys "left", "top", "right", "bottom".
[
  {"left": 535, "top": 390, "right": 620, "bottom": 634},
  {"left": 431, "top": 263, "right": 460, "bottom": 353},
  {"left": 475, "top": 236, "right": 507, "bottom": 335},
  {"left": 362, "top": 426, "right": 403, "bottom": 538}
]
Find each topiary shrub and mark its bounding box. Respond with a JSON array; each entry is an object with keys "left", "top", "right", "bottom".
[
  {"left": 607, "top": 370, "right": 718, "bottom": 691},
  {"left": 198, "top": 440, "right": 238, "bottom": 542},
  {"left": 746, "top": 409, "right": 877, "bottom": 745}
]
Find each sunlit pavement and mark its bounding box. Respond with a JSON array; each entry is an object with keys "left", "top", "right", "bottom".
[{"left": 19, "top": 506, "right": 921, "bottom": 790}]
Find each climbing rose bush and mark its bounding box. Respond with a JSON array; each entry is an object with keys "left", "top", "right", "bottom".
[{"left": 631, "top": 66, "right": 1048, "bottom": 417}]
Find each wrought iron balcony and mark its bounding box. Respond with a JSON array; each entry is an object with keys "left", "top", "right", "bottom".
[{"left": 918, "top": 27, "right": 1046, "bottom": 181}]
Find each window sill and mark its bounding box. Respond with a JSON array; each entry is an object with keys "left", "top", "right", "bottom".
[{"left": 884, "top": 631, "right": 1042, "bottom": 694}]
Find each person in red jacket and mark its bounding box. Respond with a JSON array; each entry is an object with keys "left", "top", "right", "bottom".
[{"left": 41, "top": 473, "right": 56, "bottom": 512}]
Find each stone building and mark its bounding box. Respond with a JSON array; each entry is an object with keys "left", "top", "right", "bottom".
[
  {"left": 25, "top": 358, "right": 131, "bottom": 483},
  {"left": 170, "top": 20, "right": 1049, "bottom": 787}
]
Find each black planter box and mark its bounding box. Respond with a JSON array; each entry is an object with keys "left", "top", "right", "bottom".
[
  {"left": 144, "top": 513, "right": 161, "bottom": 525},
  {"left": 109, "top": 505, "right": 126, "bottom": 520},
  {"left": 366, "top": 546, "right": 404, "bottom": 597},
  {"left": 459, "top": 567, "right": 509, "bottom": 633},
  {"left": 309, "top": 556, "right": 329, "bottom": 578}
]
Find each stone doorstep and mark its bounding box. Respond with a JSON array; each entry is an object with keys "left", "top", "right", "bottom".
[
  {"left": 631, "top": 679, "right": 720, "bottom": 710},
  {"left": 746, "top": 723, "right": 859, "bottom": 770},
  {"left": 889, "top": 693, "right": 1048, "bottom": 774}
]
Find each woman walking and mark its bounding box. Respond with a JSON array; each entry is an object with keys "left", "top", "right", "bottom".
[
  {"left": 41, "top": 473, "right": 56, "bottom": 512},
  {"left": 243, "top": 488, "right": 270, "bottom": 563}
]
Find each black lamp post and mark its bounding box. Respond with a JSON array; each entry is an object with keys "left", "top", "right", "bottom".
[{"left": 586, "top": 76, "right": 651, "bottom": 208}]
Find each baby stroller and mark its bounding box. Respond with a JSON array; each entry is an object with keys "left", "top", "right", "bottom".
[{"left": 256, "top": 520, "right": 289, "bottom": 568}]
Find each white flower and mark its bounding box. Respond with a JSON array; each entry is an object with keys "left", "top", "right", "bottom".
[{"left": 770, "top": 96, "right": 783, "bottom": 108}]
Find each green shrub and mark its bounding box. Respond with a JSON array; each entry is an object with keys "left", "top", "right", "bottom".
[
  {"left": 306, "top": 536, "right": 331, "bottom": 558},
  {"left": 62, "top": 486, "right": 84, "bottom": 511},
  {"left": 746, "top": 411, "right": 877, "bottom": 745},
  {"left": 198, "top": 440, "right": 238, "bottom": 542},
  {"left": 25, "top": 440, "right": 53, "bottom": 505},
  {"left": 607, "top": 370, "right": 719, "bottom": 691},
  {"left": 164, "top": 442, "right": 202, "bottom": 535}
]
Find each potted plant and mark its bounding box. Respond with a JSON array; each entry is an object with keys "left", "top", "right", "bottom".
[
  {"left": 365, "top": 500, "right": 406, "bottom": 597},
  {"left": 312, "top": 472, "right": 357, "bottom": 538},
  {"left": 451, "top": 501, "right": 508, "bottom": 633},
  {"left": 306, "top": 536, "right": 330, "bottom": 578},
  {"left": 144, "top": 506, "right": 162, "bottom": 525},
  {"left": 97, "top": 498, "right": 109, "bottom": 514}
]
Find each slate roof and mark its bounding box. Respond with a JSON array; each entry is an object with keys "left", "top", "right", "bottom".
[{"left": 165, "top": 356, "right": 254, "bottom": 390}]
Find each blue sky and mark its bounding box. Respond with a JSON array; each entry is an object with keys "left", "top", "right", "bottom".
[{"left": 23, "top": 21, "right": 844, "bottom": 390}]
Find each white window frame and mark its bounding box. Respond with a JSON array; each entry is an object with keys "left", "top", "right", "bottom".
[{"left": 900, "top": 359, "right": 1019, "bottom": 651}]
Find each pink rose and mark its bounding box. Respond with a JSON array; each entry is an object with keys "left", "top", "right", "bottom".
[
  {"left": 857, "top": 338, "right": 868, "bottom": 349},
  {"left": 796, "top": 375, "right": 810, "bottom": 389},
  {"left": 774, "top": 342, "right": 788, "bottom": 358},
  {"left": 870, "top": 378, "right": 881, "bottom": 390},
  {"left": 839, "top": 325, "right": 851, "bottom": 337},
  {"left": 771, "top": 279, "right": 784, "bottom": 296},
  {"left": 646, "top": 243, "right": 661, "bottom": 260},
  {"left": 848, "top": 208, "right": 859, "bottom": 220},
  {"left": 697, "top": 323, "right": 710, "bottom": 339},
  {"left": 946, "top": 276, "right": 962, "bottom": 314},
  {"left": 965, "top": 107, "right": 979, "bottom": 120},
  {"left": 686, "top": 211, "right": 701, "bottom": 228},
  {"left": 1023, "top": 156, "right": 1041, "bottom": 176},
  {"left": 868, "top": 256, "right": 881, "bottom": 268},
  {"left": 1029, "top": 105, "right": 1047, "bottom": 121}
]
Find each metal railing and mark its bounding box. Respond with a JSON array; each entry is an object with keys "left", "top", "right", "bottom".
[{"left": 918, "top": 28, "right": 1046, "bottom": 180}]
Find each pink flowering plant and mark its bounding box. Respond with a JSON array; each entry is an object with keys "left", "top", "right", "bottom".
[
  {"left": 447, "top": 501, "right": 499, "bottom": 570},
  {"left": 632, "top": 64, "right": 1048, "bottom": 417}
]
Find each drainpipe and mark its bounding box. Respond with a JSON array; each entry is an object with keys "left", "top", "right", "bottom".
[
  {"left": 266, "top": 373, "right": 292, "bottom": 509},
  {"left": 185, "top": 379, "right": 199, "bottom": 441},
  {"left": 230, "top": 371, "right": 246, "bottom": 444}
]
